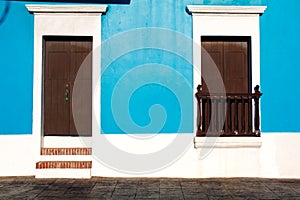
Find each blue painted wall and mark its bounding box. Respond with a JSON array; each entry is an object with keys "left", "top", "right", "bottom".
[
  {"left": 260, "top": 0, "right": 300, "bottom": 132},
  {"left": 101, "top": 0, "right": 198, "bottom": 133},
  {"left": 0, "top": 1, "right": 33, "bottom": 134},
  {"left": 1, "top": 0, "right": 300, "bottom": 134}
]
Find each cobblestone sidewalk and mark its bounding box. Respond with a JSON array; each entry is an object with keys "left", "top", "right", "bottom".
[{"left": 0, "top": 177, "right": 299, "bottom": 199}]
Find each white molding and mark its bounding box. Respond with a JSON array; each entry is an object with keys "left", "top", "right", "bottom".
[
  {"left": 188, "top": 5, "right": 266, "bottom": 134},
  {"left": 26, "top": 4, "right": 105, "bottom": 175},
  {"left": 187, "top": 5, "right": 267, "bottom": 15},
  {"left": 26, "top": 5, "right": 108, "bottom": 14},
  {"left": 194, "top": 137, "right": 262, "bottom": 148}
]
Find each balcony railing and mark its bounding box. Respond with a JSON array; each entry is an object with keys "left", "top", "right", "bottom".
[{"left": 195, "top": 85, "right": 262, "bottom": 137}]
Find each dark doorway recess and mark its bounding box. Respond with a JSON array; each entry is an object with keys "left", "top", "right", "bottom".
[{"left": 43, "top": 36, "right": 92, "bottom": 136}]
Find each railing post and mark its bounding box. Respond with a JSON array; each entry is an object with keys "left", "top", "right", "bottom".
[
  {"left": 254, "top": 85, "right": 262, "bottom": 136},
  {"left": 195, "top": 85, "right": 204, "bottom": 136}
]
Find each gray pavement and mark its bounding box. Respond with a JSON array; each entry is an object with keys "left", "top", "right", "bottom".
[{"left": 0, "top": 177, "right": 299, "bottom": 199}]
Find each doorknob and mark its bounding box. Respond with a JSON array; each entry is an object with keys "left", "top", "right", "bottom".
[{"left": 65, "top": 84, "right": 69, "bottom": 102}]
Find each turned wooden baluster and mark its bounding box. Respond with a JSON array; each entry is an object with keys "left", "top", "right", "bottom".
[
  {"left": 196, "top": 85, "right": 203, "bottom": 136},
  {"left": 248, "top": 96, "right": 252, "bottom": 134},
  {"left": 254, "top": 85, "right": 262, "bottom": 136}
]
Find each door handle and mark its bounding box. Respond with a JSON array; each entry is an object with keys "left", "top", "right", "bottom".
[{"left": 65, "top": 84, "right": 69, "bottom": 102}]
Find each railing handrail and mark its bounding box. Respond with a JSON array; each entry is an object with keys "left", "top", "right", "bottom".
[
  {"left": 196, "top": 86, "right": 262, "bottom": 98},
  {"left": 196, "top": 94, "right": 261, "bottom": 99}
]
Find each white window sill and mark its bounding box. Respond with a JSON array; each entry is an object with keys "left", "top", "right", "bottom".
[{"left": 194, "top": 136, "right": 262, "bottom": 148}]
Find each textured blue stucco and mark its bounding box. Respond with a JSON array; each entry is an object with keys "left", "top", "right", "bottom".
[
  {"left": 0, "top": 1, "right": 33, "bottom": 134},
  {"left": 101, "top": 0, "right": 198, "bottom": 133},
  {"left": 1, "top": 0, "right": 300, "bottom": 134},
  {"left": 260, "top": 0, "right": 300, "bottom": 132}
]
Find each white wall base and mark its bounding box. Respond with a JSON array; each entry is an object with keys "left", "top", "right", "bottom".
[
  {"left": 0, "top": 135, "right": 35, "bottom": 176},
  {"left": 0, "top": 133, "right": 300, "bottom": 178},
  {"left": 91, "top": 133, "right": 300, "bottom": 178},
  {"left": 91, "top": 143, "right": 201, "bottom": 178},
  {"left": 260, "top": 133, "right": 300, "bottom": 178},
  {"left": 91, "top": 135, "right": 262, "bottom": 178}
]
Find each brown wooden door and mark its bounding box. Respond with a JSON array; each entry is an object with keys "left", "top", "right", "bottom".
[
  {"left": 43, "top": 36, "right": 92, "bottom": 136},
  {"left": 201, "top": 36, "right": 250, "bottom": 94},
  {"left": 200, "top": 37, "right": 251, "bottom": 134}
]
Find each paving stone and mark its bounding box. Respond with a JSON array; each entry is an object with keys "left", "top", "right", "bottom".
[
  {"left": 159, "top": 188, "right": 183, "bottom": 196},
  {"left": 208, "top": 195, "right": 233, "bottom": 200},
  {"left": 116, "top": 183, "right": 138, "bottom": 189},
  {"left": 159, "top": 196, "right": 184, "bottom": 200},
  {"left": 113, "top": 188, "right": 137, "bottom": 197},
  {"left": 107, "top": 196, "right": 135, "bottom": 200},
  {"left": 38, "top": 189, "right": 67, "bottom": 197},
  {"left": 138, "top": 181, "right": 160, "bottom": 188},
  {"left": 255, "top": 194, "right": 281, "bottom": 200},
  {"left": 135, "top": 191, "right": 159, "bottom": 199},
  {"left": 71, "top": 181, "right": 95, "bottom": 188},
  {"left": 88, "top": 191, "right": 113, "bottom": 199},
  {"left": 137, "top": 187, "right": 159, "bottom": 192},
  {"left": 206, "top": 188, "right": 231, "bottom": 196},
  {"left": 181, "top": 181, "right": 202, "bottom": 188},
  {"left": 281, "top": 197, "right": 300, "bottom": 200},
  {"left": 232, "top": 195, "right": 258, "bottom": 200},
  {"left": 183, "top": 192, "right": 208, "bottom": 199},
  {"left": 94, "top": 180, "right": 117, "bottom": 187},
  {"left": 135, "top": 198, "right": 158, "bottom": 200},
  {"left": 159, "top": 181, "right": 181, "bottom": 188}
]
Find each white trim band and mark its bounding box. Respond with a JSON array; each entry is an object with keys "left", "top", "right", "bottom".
[
  {"left": 187, "top": 5, "right": 267, "bottom": 15},
  {"left": 26, "top": 5, "right": 108, "bottom": 14}
]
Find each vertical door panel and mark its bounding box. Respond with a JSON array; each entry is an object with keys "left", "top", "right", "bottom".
[
  {"left": 44, "top": 41, "right": 70, "bottom": 135},
  {"left": 201, "top": 41, "right": 223, "bottom": 93},
  {"left": 224, "top": 41, "right": 248, "bottom": 93},
  {"left": 69, "top": 40, "right": 92, "bottom": 136}
]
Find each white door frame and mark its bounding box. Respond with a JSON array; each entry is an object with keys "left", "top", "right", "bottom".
[{"left": 26, "top": 4, "right": 107, "bottom": 158}]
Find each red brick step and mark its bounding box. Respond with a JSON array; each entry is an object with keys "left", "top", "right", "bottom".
[
  {"left": 41, "top": 148, "right": 92, "bottom": 155},
  {"left": 36, "top": 161, "right": 92, "bottom": 169}
]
